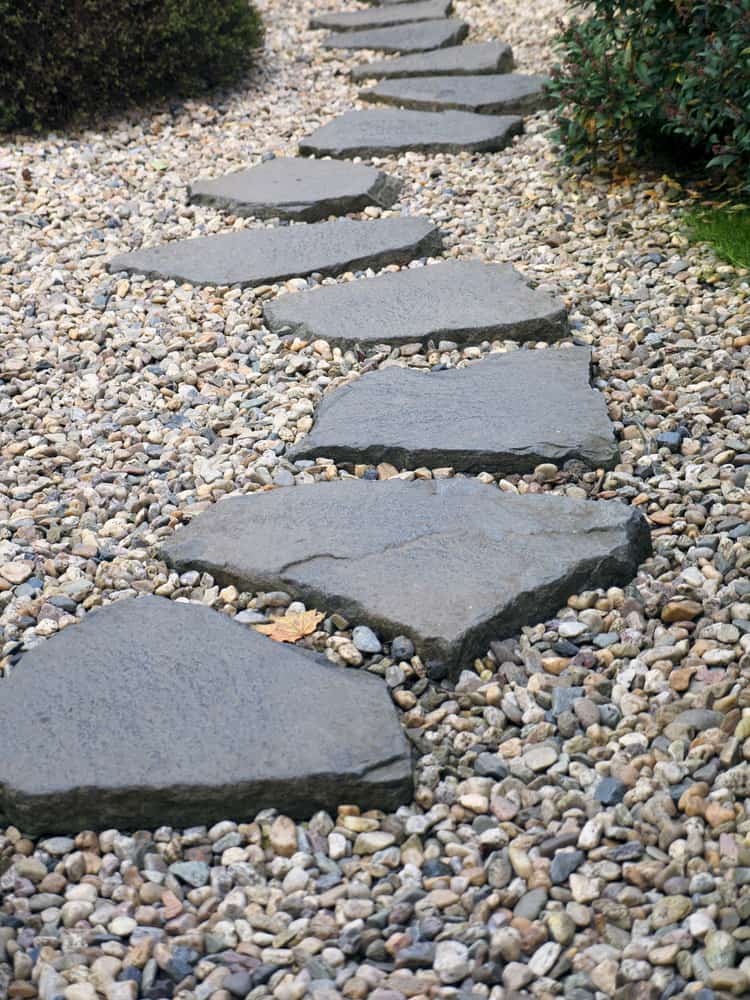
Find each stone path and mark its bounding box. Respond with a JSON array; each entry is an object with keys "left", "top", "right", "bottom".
[
  {"left": 188, "top": 157, "right": 402, "bottom": 221},
  {"left": 309, "top": 0, "right": 453, "bottom": 32},
  {"left": 263, "top": 260, "right": 568, "bottom": 347},
  {"left": 10, "top": 0, "right": 652, "bottom": 846},
  {"left": 107, "top": 217, "right": 441, "bottom": 287},
  {"left": 360, "top": 72, "right": 551, "bottom": 114},
  {"left": 321, "top": 20, "right": 469, "bottom": 54},
  {"left": 351, "top": 40, "right": 514, "bottom": 80},
  {"left": 299, "top": 108, "right": 523, "bottom": 157},
  {"left": 161, "top": 479, "right": 650, "bottom": 676},
  {"left": 0, "top": 598, "right": 412, "bottom": 835},
  {"left": 287, "top": 347, "right": 619, "bottom": 473}
]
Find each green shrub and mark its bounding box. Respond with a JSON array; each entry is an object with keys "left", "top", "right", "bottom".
[
  {"left": 0, "top": 0, "right": 263, "bottom": 132},
  {"left": 549, "top": 0, "right": 750, "bottom": 189}
]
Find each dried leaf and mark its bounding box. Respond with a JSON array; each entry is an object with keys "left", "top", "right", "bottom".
[{"left": 255, "top": 609, "right": 325, "bottom": 644}]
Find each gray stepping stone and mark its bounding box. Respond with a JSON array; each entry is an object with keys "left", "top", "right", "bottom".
[
  {"left": 361, "top": 73, "right": 552, "bottom": 115},
  {"left": 107, "top": 217, "right": 442, "bottom": 288},
  {"left": 322, "top": 19, "right": 468, "bottom": 54},
  {"left": 288, "top": 347, "right": 618, "bottom": 473},
  {"left": 311, "top": 0, "right": 452, "bottom": 32},
  {"left": 299, "top": 109, "right": 522, "bottom": 158},
  {"left": 351, "top": 40, "right": 514, "bottom": 81},
  {"left": 160, "top": 479, "right": 651, "bottom": 676},
  {"left": 188, "top": 158, "right": 402, "bottom": 222},
  {"left": 0, "top": 596, "right": 412, "bottom": 834},
  {"left": 263, "top": 261, "right": 567, "bottom": 348}
]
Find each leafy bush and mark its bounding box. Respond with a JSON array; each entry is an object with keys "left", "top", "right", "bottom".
[
  {"left": 549, "top": 0, "right": 750, "bottom": 188},
  {"left": 0, "top": 0, "right": 263, "bottom": 132}
]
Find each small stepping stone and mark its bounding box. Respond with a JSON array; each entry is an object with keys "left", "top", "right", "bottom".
[
  {"left": 160, "top": 479, "right": 651, "bottom": 675},
  {"left": 322, "top": 19, "right": 468, "bottom": 54},
  {"left": 0, "top": 597, "right": 412, "bottom": 834},
  {"left": 299, "top": 109, "right": 522, "bottom": 158},
  {"left": 188, "top": 157, "right": 402, "bottom": 222},
  {"left": 263, "top": 261, "right": 567, "bottom": 348},
  {"left": 107, "top": 217, "right": 442, "bottom": 288},
  {"left": 310, "top": 0, "right": 452, "bottom": 32},
  {"left": 288, "top": 347, "right": 618, "bottom": 473},
  {"left": 361, "top": 73, "right": 551, "bottom": 115},
  {"left": 351, "top": 41, "right": 514, "bottom": 81}
]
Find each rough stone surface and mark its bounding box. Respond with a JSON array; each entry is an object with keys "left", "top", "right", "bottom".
[
  {"left": 0, "top": 597, "right": 412, "bottom": 834},
  {"left": 351, "top": 41, "right": 514, "bottom": 81},
  {"left": 321, "top": 20, "right": 469, "bottom": 54},
  {"left": 107, "top": 217, "right": 442, "bottom": 288},
  {"left": 310, "top": 0, "right": 453, "bottom": 32},
  {"left": 161, "top": 479, "right": 651, "bottom": 674},
  {"left": 289, "top": 347, "right": 618, "bottom": 472},
  {"left": 263, "top": 260, "right": 568, "bottom": 348},
  {"left": 188, "top": 157, "right": 402, "bottom": 221},
  {"left": 300, "top": 108, "right": 523, "bottom": 158},
  {"left": 361, "top": 73, "right": 551, "bottom": 115}
]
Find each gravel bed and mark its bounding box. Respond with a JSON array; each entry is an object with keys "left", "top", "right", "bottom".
[{"left": 1, "top": 0, "right": 750, "bottom": 998}]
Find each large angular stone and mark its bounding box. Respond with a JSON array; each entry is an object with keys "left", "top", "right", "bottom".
[
  {"left": 161, "top": 480, "right": 651, "bottom": 675},
  {"left": 361, "top": 73, "right": 551, "bottom": 114},
  {"left": 352, "top": 41, "right": 514, "bottom": 81},
  {"left": 299, "top": 109, "right": 522, "bottom": 158},
  {"left": 322, "top": 19, "right": 468, "bottom": 53},
  {"left": 107, "top": 217, "right": 442, "bottom": 288},
  {"left": 288, "top": 348, "right": 618, "bottom": 473},
  {"left": 0, "top": 597, "right": 412, "bottom": 835},
  {"left": 263, "top": 261, "right": 567, "bottom": 348},
  {"left": 311, "top": 0, "right": 452, "bottom": 32},
  {"left": 188, "top": 158, "right": 402, "bottom": 222}
]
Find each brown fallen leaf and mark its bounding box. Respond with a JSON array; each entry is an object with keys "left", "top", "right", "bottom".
[{"left": 255, "top": 609, "right": 325, "bottom": 644}]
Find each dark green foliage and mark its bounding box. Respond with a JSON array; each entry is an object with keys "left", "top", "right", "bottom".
[
  {"left": 549, "top": 0, "right": 750, "bottom": 188},
  {"left": 0, "top": 0, "right": 263, "bottom": 132}
]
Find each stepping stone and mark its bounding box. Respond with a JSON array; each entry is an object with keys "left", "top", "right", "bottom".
[
  {"left": 322, "top": 19, "right": 468, "bottom": 54},
  {"left": 263, "top": 261, "right": 567, "bottom": 348},
  {"left": 160, "top": 479, "right": 651, "bottom": 676},
  {"left": 288, "top": 347, "right": 618, "bottom": 473},
  {"left": 107, "top": 217, "right": 442, "bottom": 288},
  {"left": 310, "top": 0, "right": 452, "bottom": 32},
  {"left": 0, "top": 596, "right": 412, "bottom": 834},
  {"left": 351, "top": 40, "right": 514, "bottom": 81},
  {"left": 361, "top": 73, "right": 552, "bottom": 115},
  {"left": 299, "top": 109, "right": 522, "bottom": 158},
  {"left": 188, "top": 158, "right": 402, "bottom": 222}
]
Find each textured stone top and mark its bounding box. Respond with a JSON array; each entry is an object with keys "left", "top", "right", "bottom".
[
  {"left": 361, "top": 73, "right": 552, "bottom": 115},
  {"left": 0, "top": 597, "right": 412, "bottom": 834},
  {"left": 188, "top": 157, "right": 402, "bottom": 221},
  {"left": 310, "top": 0, "right": 452, "bottom": 32},
  {"left": 107, "top": 217, "right": 443, "bottom": 288},
  {"left": 288, "top": 347, "right": 619, "bottom": 473},
  {"left": 351, "top": 41, "right": 514, "bottom": 81},
  {"left": 299, "top": 108, "right": 523, "bottom": 158},
  {"left": 322, "top": 19, "right": 468, "bottom": 54},
  {"left": 263, "top": 260, "right": 567, "bottom": 347},
  {"left": 161, "top": 479, "right": 651, "bottom": 675}
]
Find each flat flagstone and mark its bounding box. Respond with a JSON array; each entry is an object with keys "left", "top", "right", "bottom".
[
  {"left": 361, "top": 73, "right": 552, "bottom": 115},
  {"left": 0, "top": 597, "right": 412, "bottom": 834},
  {"left": 299, "top": 109, "right": 522, "bottom": 158},
  {"left": 188, "top": 157, "right": 402, "bottom": 221},
  {"left": 107, "top": 217, "right": 442, "bottom": 288},
  {"left": 160, "top": 479, "right": 651, "bottom": 675},
  {"left": 322, "top": 19, "right": 468, "bottom": 54},
  {"left": 310, "top": 0, "right": 452, "bottom": 32},
  {"left": 288, "top": 347, "right": 618, "bottom": 473},
  {"left": 351, "top": 41, "right": 514, "bottom": 81},
  {"left": 263, "top": 260, "right": 567, "bottom": 348}
]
